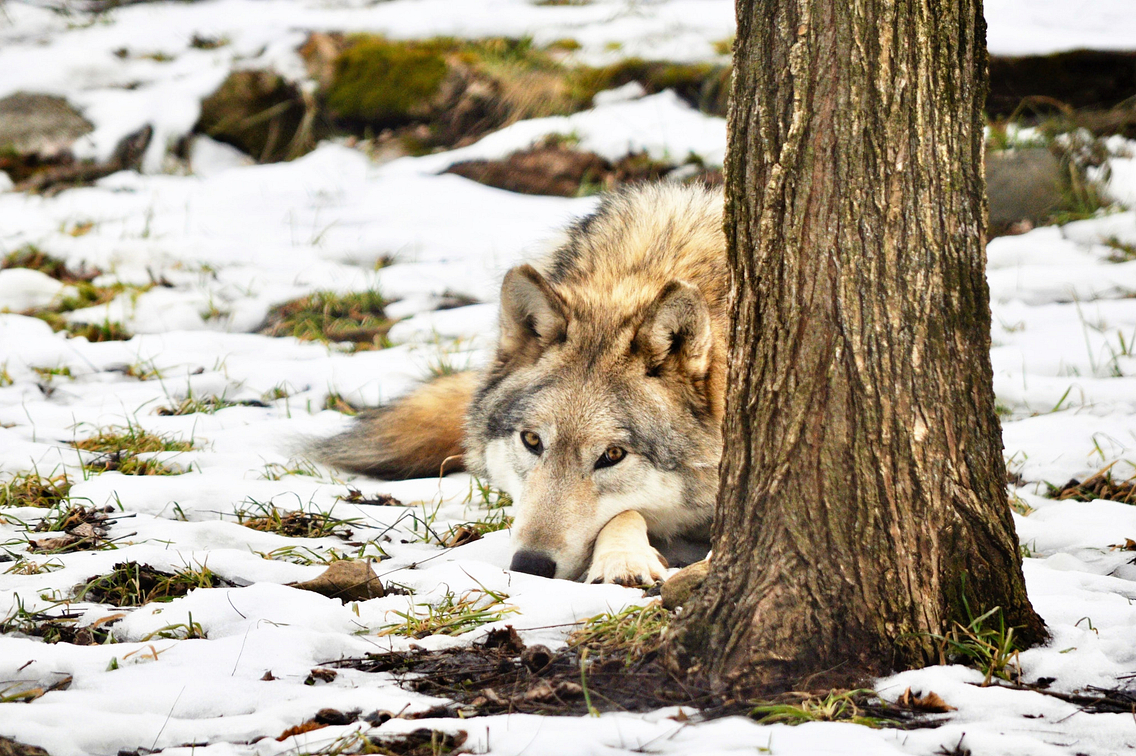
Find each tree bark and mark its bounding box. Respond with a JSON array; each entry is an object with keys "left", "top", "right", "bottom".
[{"left": 665, "top": 0, "right": 1046, "bottom": 692}]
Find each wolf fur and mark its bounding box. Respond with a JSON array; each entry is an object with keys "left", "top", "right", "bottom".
[{"left": 317, "top": 184, "right": 726, "bottom": 584}]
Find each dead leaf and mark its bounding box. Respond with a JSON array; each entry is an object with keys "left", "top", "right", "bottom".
[
  {"left": 553, "top": 681, "right": 583, "bottom": 698},
  {"left": 68, "top": 523, "right": 102, "bottom": 540},
  {"left": 260, "top": 671, "right": 276, "bottom": 681},
  {"left": 896, "top": 687, "right": 955, "bottom": 712},
  {"left": 1110, "top": 538, "right": 1136, "bottom": 551},
  {"left": 443, "top": 525, "right": 481, "bottom": 548},
  {"left": 90, "top": 613, "right": 126, "bottom": 628},
  {"left": 305, "top": 668, "right": 337, "bottom": 685},
  {"left": 480, "top": 688, "right": 505, "bottom": 705},
  {"left": 275, "top": 721, "right": 327, "bottom": 741},
  {"left": 27, "top": 535, "right": 79, "bottom": 552},
  {"left": 289, "top": 560, "right": 384, "bottom": 602},
  {"left": 341, "top": 490, "right": 404, "bottom": 507},
  {"left": 523, "top": 680, "right": 556, "bottom": 702}
]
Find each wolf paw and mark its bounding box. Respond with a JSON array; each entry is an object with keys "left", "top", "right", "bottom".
[{"left": 585, "top": 546, "right": 669, "bottom": 587}]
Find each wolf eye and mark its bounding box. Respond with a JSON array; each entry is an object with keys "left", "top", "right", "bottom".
[
  {"left": 595, "top": 446, "right": 626, "bottom": 469},
  {"left": 520, "top": 430, "right": 543, "bottom": 455}
]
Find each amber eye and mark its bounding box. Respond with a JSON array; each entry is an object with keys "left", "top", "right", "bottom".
[
  {"left": 595, "top": 446, "right": 626, "bottom": 469},
  {"left": 520, "top": 431, "right": 543, "bottom": 455}
]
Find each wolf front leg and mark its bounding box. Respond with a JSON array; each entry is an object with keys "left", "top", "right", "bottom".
[{"left": 585, "top": 510, "right": 669, "bottom": 586}]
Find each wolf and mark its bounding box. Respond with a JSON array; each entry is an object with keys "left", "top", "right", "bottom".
[{"left": 318, "top": 184, "right": 727, "bottom": 585}]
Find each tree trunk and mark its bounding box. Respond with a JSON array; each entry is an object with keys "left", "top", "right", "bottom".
[{"left": 665, "top": 0, "right": 1046, "bottom": 692}]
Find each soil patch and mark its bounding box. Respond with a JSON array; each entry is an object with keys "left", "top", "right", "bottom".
[
  {"left": 329, "top": 625, "right": 935, "bottom": 728},
  {"left": 445, "top": 141, "right": 708, "bottom": 197}
]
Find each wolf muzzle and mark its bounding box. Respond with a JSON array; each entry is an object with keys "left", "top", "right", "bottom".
[{"left": 509, "top": 550, "right": 557, "bottom": 579}]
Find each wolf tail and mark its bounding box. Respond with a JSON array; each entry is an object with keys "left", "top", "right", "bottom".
[{"left": 314, "top": 371, "right": 478, "bottom": 479}]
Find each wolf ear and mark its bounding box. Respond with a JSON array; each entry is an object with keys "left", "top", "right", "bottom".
[
  {"left": 498, "top": 265, "right": 568, "bottom": 363},
  {"left": 633, "top": 281, "right": 712, "bottom": 379}
]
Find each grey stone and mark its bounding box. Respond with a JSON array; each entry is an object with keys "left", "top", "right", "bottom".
[{"left": 0, "top": 92, "right": 92, "bottom": 158}]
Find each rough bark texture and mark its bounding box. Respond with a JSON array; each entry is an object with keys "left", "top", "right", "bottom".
[{"left": 665, "top": 0, "right": 1046, "bottom": 692}]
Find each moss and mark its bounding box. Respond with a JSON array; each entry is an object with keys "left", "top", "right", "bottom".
[
  {"left": 326, "top": 37, "right": 448, "bottom": 126},
  {"left": 576, "top": 59, "right": 731, "bottom": 116}
]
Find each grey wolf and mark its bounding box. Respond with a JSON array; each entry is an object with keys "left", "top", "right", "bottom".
[{"left": 318, "top": 184, "right": 726, "bottom": 584}]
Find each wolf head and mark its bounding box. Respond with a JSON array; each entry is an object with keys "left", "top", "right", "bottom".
[{"left": 465, "top": 203, "right": 725, "bottom": 578}]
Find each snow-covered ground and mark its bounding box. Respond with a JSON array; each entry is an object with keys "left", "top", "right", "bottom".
[{"left": 2, "top": 1, "right": 1136, "bottom": 755}]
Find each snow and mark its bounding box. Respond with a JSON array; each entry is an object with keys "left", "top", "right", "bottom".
[{"left": 1, "top": 1, "right": 1136, "bottom": 755}]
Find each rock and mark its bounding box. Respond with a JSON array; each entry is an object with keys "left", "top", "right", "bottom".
[
  {"left": 289, "top": 560, "right": 385, "bottom": 602},
  {"left": 0, "top": 92, "right": 93, "bottom": 185},
  {"left": 0, "top": 268, "right": 65, "bottom": 312},
  {"left": 195, "top": 70, "right": 314, "bottom": 163},
  {"left": 986, "top": 147, "right": 1064, "bottom": 236},
  {"left": 0, "top": 92, "right": 92, "bottom": 159},
  {"left": 660, "top": 558, "right": 710, "bottom": 610}
]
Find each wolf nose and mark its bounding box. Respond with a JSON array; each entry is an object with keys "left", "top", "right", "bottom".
[{"left": 510, "top": 550, "right": 557, "bottom": 579}]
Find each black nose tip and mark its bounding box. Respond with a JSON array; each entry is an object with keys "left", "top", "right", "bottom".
[{"left": 510, "top": 550, "right": 557, "bottom": 579}]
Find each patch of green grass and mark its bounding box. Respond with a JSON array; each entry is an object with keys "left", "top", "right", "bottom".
[
  {"left": 931, "top": 601, "right": 1022, "bottom": 686},
  {"left": 322, "top": 392, "right": 361, "bottom": 415},
  {"left": 441, "top": 478, "right": 515, "bottom": 546},
  {"left": 1, "top": 245, "right": 99, "bottom": 283},
  {"left": 378, "top": 587, "right": 517, "bottom": 638},
  {"left": 74, "top": 561, "right": 225, "bottom": 607},
  {"left": 1103, "top": 236, "right": 1136, "bottom": 263},
  {"left": 138, "top": 613, "right": 207, "bottom": 641},
  {"left": 254, "top": 543, "right": 388, "bottom": 565},
  {"left": 4, "top": 557, "right": 64, "bottom": 575},
  {"left": 233, "top": 499, "right": 357, "bottom": 539},
  {"left": 260, "top": 290, "right": 392, "bottom": 351},
  {"left": 567, "top": 602, "right": 669, "bottom": 666},
  {"left": 0, "top": 596, "right": 116, "bottom": 645},
  {"left": 31, "top": 365, "right": 72, "bottom": 381},
  {"left": 156, "top": 393, "right": 269, "bottom": 416},
  {"left": 1046, "top": 461, "right": 1136, "bottom": 505},
  {"left": 116, "top": 359, "right": 163, "bottom": 381},
  {"left": 82, "top": 454, "right": 184, "bottom": 476},
  {"left": 0, "top": 472, "right": 71, "bottom": 508},
  {"left": 750, "top": 689, "right": 889, "bottom": 727},
  {"left": 71, "top": 425, "right": 194, "bottom": 477},
  {"left": 259, "top": 458, "right": 322, "bottom": 480},
  {"left": 67, "top": 320, "right": 133, "bottom": 342},
  {"left": 27, "top": 278, "right": 142, "bottom": 341}
]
